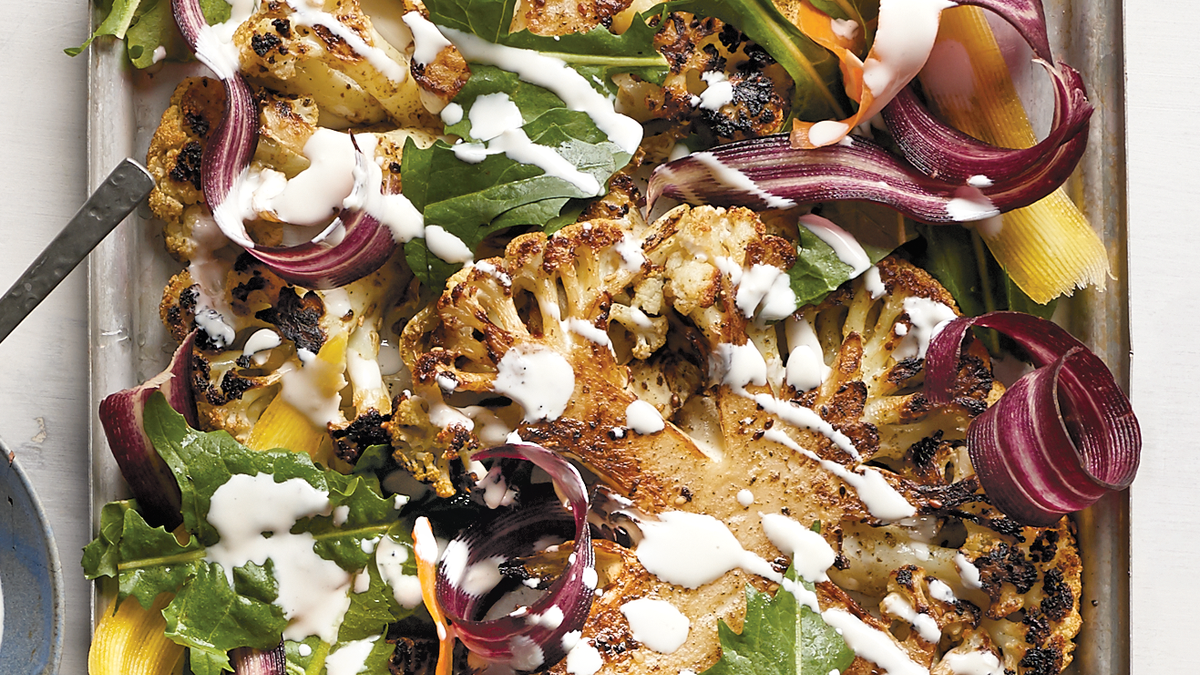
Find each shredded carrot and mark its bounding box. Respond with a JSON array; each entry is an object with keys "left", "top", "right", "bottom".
[{"left": 414, "top": 516, "right": 456, "bottom": 675}]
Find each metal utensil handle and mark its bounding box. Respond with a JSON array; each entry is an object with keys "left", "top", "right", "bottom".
[{"left": 0, "top": 158, "right": 155, "bottom": 345}]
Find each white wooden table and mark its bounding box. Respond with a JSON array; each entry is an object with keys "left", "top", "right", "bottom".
[{"left": 0, "top": 1, "right": 1188, "bottom": 672}]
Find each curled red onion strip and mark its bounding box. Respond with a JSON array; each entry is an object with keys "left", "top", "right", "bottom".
[
  {"left": 882, "top": 62, "right": 1091, "bottom": 184},
  {"left": 955, "top": 0, "right": 1053, "bottom": 63},
  {"left": 925, "top": 312, "right": 1140, "bottom": 526},
  {"left": 646, "top": 107, "right": 1087, "bottom": 223},
  {"left": 231, "top": 640, "right": 287, "bottom": 675},
  {"left": 172, "top": 0, "right": 398, "bottom": 289},
  {"left": 435, "top": 443, "right": 594, "bottom": 671},
  {"left": 98, "top": 331, "right": 198, "bottom": 530}
]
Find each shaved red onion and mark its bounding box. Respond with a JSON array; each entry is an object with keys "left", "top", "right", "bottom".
[
  {"left": 231, "top": 640, "right": 286, "bottom": 674},
  {"left": 172, "top": 0, "right": 399, "bottom": 289},
  {"left": 956, "top": 0, "right": 1053, "bottom": 63},
  {"left": 98, "top": 332, "right": 198, "bottom": 530},
  {"left": 436, "top": 443, "right": 594, "bottom": 672},
  {"left": 925, "top": 312, "right": 1140, "bottom": 526},
  {"left": 883, "top": 61, "right": 1090, "bottom": 184}
]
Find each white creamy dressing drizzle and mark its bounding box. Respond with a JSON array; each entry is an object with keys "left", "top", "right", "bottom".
[
  {"left": 619, "top": 598, "right": 691, "bottom": 654},
  {"left": 267, "top": 128, "right": 358, "bottom": 226},
  {"left": 956, "top": 552, "right": 983, "bottom": 589},
  {"left": 859, "top": 0, "right": 956, "bottom": 121},
  {"left": 439, "top": 27, "right": 643, "bottom": 154},
  {"left": 784, "top": 315, "right": 831, "bottom": 392},
  {"left": 205, "top": 474, "right": 351, "bottom": 642},
  {"left": 807, "top": 120, "right": 850, "bottom": 147},
  {"left": 401, "top": 10, "right": 451, "bottom": 65},
  {"left": 863, "top": 265, "right": 886, "bottom": 299},
  {"left": 698, "top": 71, "right": 734, "bottom": 110},
  {"left": 615, "top": 235, "right": 647, "bottom": 272},
  {"left": 634, "top": 511, "right": 778, "bottom": 589},
  {"left": 279, "top": 350, "right": 347, "bottom": 428},
  {"left": 326, "top": 636, "right": 380, "bottom": 675},
  {"left": 941, "top": 650, "right": 1004, "bottom": 675},
  {"left": 882, "top": 593, "right": 941, "bottom": 643},
  {"left": 731, "top": 263, "right": 798, "bottom": 323},
  {"left": 822, "top": 608, "right": 928, "bottom": 675},
  {"left": 441, "top": 540, "right": 506, "bottom": 597},
  {"left": 452, "top": 92, "right": 602, "bottom": 195},
  {"left": 194, "top": 308, "right": 236, "bottom": 348},
  {"left": 895, "top": 296, "right": 957, "bottom": 360},
  {"left": 690, "top": 152, "right": 796, "bottom": 210},
  {"left": 736, "top": 489, "right": 755, "bottom": 507},
  {"left": 928, "top": 578, "right": 957, "bottom": 604},
  {"left": 568, "top": 318, "right": 613, "bottom": 348},
  {"left": 342, "top": 134, "right": 426, "bottom": 243},
  {"left": 441, "top": 101, "right": 465, "bottom": 125},
  {"left": 967, "top": 174, "right": 993, "bottom": 188},
  {"left": 625, "top": 400, "right": 665, "bottom": 435},
  {"left": 565, "top": 638, "right": 604, "bottom": 675},
  {"left": 375, "top": 536, "right": 424, "bottom": 608},
  {"left": 283, "top": 0, "right": 406, "bottom": 81},
  {"left": 760, "top": 513, "right": 835, "bottom": 582},
  {"left": 946, "top": 185, "right": 1000, "bottom": 222},
  {"left": 478, "top": 465, "right": 518, "bottom": 508},
  {"left": 493, "top": 345, "right": 575, "bottom": 422},
  {"left": 425, "top": 225, "right": 474, "bottom": 263},
  {"left": 798, "top": 214, "right": 872, "bottom": 277}
]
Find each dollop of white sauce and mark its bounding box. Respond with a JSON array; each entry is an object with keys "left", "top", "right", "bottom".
[
  {"left": 895, "top": 296, "right": 957, "bottom": 360},
  {"left": 859, "top": 0, "right": 956, "bottom": 121},
  {"left": 440, "top": 101, "right": 464, "bottom": 125},
  {"left": 441, "top": 540, "right": 506, "bottom": 597},
  {"left": 493, "top": 344, "right": 575, "bottom": 422},
  {"left": 784, "top": 315, "right": 831, "bottom": 392},
  {"left": 956, "top": 552, "right": 983, "bottom": 589},
  {"left": 425, "top": 225, "right": 474, "bottom": 263},
  {"left": 760, "top": 513, "right": 835, "bottom": 582},
  {"left": 929, "top": 578, "right": 957, "bottom": 604},
  {"left": 635, "top": 511, "right": 776, "bottom": 589},
  {"left": 279, "top": 350, "right": 347, "bottom": 429},
  {"left": 195, "top": 308, "right": 236, "bottom": 349},
  {"left": 798, "top": 214, "right": 871, "bottom": 277},
  {"left": 946, "top": 185, "right": 1000, "bottom": 222},
  {"left": 205, "top": 474, "right": 351, "bottom": 643},
  {"left": 375, "top": 536, "right": 424, "bottom": 608},
  {"left": 822, "top": 608, "right": 927, "bottom": 675},
  {"left": 941, "top": 650, "right": 1004, "bottom": 675},
  {"left": 737, "top": 489, "right": 755, "bottom": 507},
  {"left": 568, "top": 318, "right": 613, "bottom": 348},
  {"left": 325, "top": 636, "right": 379, "bottom": 675},
  {"left": 734, "top": 264, "right": 798, "bottom": 323},
  {"left": 882, "top": 593, "right": 941, "bottom": 643},
  {"left": 565, "top": 638, "right": 604, "bottom": 675},
  {"left": 625, "top": 400, "right": 665, "bottom": 435},
  {"left": 620, "top": 598, "right": 691, "bottom": 654},
  {"left": 438, "top": 28, "right": 642, "bottom": 154},
  {"left": 863, "top": 265, "right": 886, "bottom": 299},
  {"left": 401, "top": 11, "right": 452, "bottom": 65},
  {"left": 698, "top": 71, "right": 734, "bottom": 110}
]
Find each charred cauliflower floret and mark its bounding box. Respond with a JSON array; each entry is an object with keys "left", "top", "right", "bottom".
[
  {"left": 613, "top": 13, "right": 791, "bottom": 143},
  {"left": 233, "top": 0, "right": 462, "bottom": 127}
]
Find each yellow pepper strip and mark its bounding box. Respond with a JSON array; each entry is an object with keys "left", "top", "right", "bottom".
[
  {"left": 921, "top": 7, "right": 1109, "bottom": 303},
  {"left": 89, "top": 593, "right": 184, "bottom": 675},
  {"left": 246, "top": 332, "right": 348, "bottom": 467},
  {"left": 414, "top": 516, "right": 456, "bottom": 675}
]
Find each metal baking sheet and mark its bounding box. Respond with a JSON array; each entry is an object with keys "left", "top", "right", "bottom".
[{"left": 85, "top": 1, "right": 1130, "bottom": 672}]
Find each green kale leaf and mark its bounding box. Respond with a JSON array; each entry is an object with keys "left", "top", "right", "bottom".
[
  {"left": 703, "top": 566, "right": 855, "bottom": 675},
  {"left": 400, "top": 65, "right": 631, "bottom": 289},
  {"left": 69, "top": 0, "right": 231, "bottom": 68},
  {"left": 83, "top": 393, "right": 417, "bottom": 671}
]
